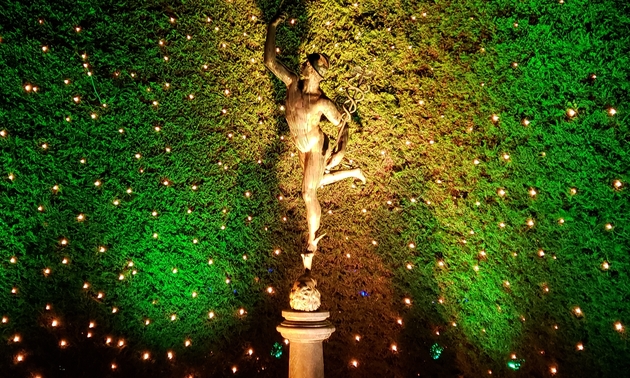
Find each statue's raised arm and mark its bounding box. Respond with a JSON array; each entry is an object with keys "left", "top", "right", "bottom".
[{"left": 264, "top": 13, "right": 296, "bottom": 86}]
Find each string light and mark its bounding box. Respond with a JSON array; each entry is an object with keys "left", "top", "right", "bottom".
[
  {"left": 576, "top": 342, "right": 584, "bottom": 351},
  {"left": 615, "top": 322, "right": 623, "bottom": 332}
]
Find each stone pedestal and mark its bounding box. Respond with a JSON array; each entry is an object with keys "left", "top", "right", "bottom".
[{"left": 277, "top": 310, "right": 335, "bottom": 378}]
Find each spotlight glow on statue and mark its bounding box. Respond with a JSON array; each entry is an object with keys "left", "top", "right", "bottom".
[{"left": 264, "top": 14, "right": 365, "bottom": 310}]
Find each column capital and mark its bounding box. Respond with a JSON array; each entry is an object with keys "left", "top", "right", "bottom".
[{"left": 277, "top": 310, "right": 335, "bottom": 343}]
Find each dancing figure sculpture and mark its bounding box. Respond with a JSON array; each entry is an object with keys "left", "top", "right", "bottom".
[{"left": 264, "top": 13, "right": 366, "bottom": 282}]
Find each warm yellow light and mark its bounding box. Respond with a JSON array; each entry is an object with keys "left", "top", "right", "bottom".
[
  {"left": 566, "top": 109, "right": 576, "bottom": 117},
  {"left": 351, "top": 360, "right": 358, "bottom": 367},
  {"left": 576, "top": 342, "right": 584, "bottom": 351},
  {"left": 143, "top": 352, "right": 150, "bottom": 360},
  {"left": 208, "top": 311, "right": 215, "bottom": 319},
  {"left": 615, "top": 322, "right": 623, "bottom": 331}
]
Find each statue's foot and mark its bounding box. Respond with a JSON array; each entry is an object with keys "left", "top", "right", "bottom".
[
  {"left": 307, "top": 233, "right": 326, "bottom": 252},
  {"left": 301, "top": 252, "right": 314, "bottom": 271},
  {"left": 356, "top": 169, "right": 366, "bottom": 184}
]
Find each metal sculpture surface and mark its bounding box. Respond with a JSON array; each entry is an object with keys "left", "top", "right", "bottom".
[{"left": 264, "top": 12, "right": 367, "bottom": 310}]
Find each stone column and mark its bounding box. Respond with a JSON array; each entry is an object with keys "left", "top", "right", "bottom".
[{"left": 277, "top": 310, "right": 335, "bottom": 378}]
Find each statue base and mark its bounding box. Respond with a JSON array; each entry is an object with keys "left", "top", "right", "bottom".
[{"left": 277, "top": 310, "right": 335, "bottom": 378}]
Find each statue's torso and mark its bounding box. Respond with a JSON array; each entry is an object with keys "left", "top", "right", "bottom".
[{"left": 285, "top": 80, "right": 324, "bottom": 153}]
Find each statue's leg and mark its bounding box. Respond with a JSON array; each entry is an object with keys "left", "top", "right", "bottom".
[
  {"left": 319, "top": 168, "right": 366, "bottom": 187},
  {"left": 325, "top": 124, "right": 348, "bottom": 170},
  {"left": 302, "top": 137, "right": 326, "bottom": 253}
]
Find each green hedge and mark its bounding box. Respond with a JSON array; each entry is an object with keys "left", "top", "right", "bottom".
[{"left": 0, "top": 0, "right": 628, "bottom": 376}]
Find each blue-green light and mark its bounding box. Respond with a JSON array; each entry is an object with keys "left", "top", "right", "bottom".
[
  {"left": 430, "top": 343, "right": 444, "bottom": 360},
  {"left": 271, "top": 342, "right": 283, "bottom": 358},
  {"left": 507, "top": 359, "right": 524, "bottom": 370}
]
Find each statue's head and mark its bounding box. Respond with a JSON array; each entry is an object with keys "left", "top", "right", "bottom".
[
  {"left": 289, "top": 273, "right": 321, "bottom": 311},
  {"left": 302, "top": 53, "right": 329, "bottom": 80}
]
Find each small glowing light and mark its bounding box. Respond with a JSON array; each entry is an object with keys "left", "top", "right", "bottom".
[
  {"left": 577, "top": 342, "right": 584, "bottom": 351},
  {"left": 403, "top": 298, "right": 411, "bottom": 305},
  {"left": 188, "top": 94, "right": 195, "bottom": 100},
  {"left": 247, "top": 348, "right": 254, "bottom": 356},
  {"left": 615, "top": 322, "right": 623, "bottom": 331},
  {"left": 406, "top": 263, "right": 413, "bottom": 270},
  {"left": 280, "top": 105, "right": 285, "bottom": 111},
  {"left": 351, "top": 360, "right": 358, "bottom": 367},
  {"left": 491, "top": 114, "right": 499, "bottom": 122},
  {"left": 232, "top": 366, "right": 238, "bottom": 373},
  {"left": 529, "top": 188, "right": 537, "bottom": 196},
  {"left": 608, "top": 108, "right": 617, "bottom": 116},
  {"left": 238, "top": 308, "right": 246, "bottom": 316},
  {"left": 479, "top": 250, "right": 486, "bottom": 257},
  {"left": 42, "top": 45, "right": 49, "bottom": 52},
  {"left": 16, "top": 354, "right": 24, "bottom": 362},
  {"left": 409, "top": 243, "right": 415, "bottom": 249},
  {"left": 497, "top": 188, "right": 506, "bottom": 196},
  {"left": 44, "top": 268, "right": 51, "bottom": 275},
  {"left": 83, "top": 282, "right": 89, "bottom": 289},
  {"left": 522, "top": 118, "right": 530, "bottom": 126},
  {"left": 208, "top": 311, "right": 215, "bottom": 319},
  {"left": 605, "top": 223, "right": 613, "bottom": 230},
  {"left": 391, "top": 344, "right": 398, "bottom": 352},
  {"left": 504, "top": 281, "right": 510, "bottom": 287},
  {"left": 13, "top": 334, "right": 20, "bottom": 342},
  {"left": 550, "top": 366, "right": 557, "bottom": 374},
  {"left": 51, "top": 319, "right": 58, "bottom": 327},
  {"left": 184, "top": 339, "right": 191, "bottom": 347},
  {"left": 499, "top": 222, "right": 506, "bottom": 228},
  {"left": 527, "top": 219, "right": 534, "bottom": 227},
  {"left": 602, "top": 261, "right": 610, "bottom": 270},
  {"left": 567, "top": 109, "right": 576, "bottom": 117},
  {"left": 538, "top": 249, "right": 545, "bottom": 257},
  {"left": 503, "top": 153, "right": 510, "bottom": 160},
  {"left": 574, "top": 307, "right": 582, "bottom": 316},
  {"left": 613, "top": 180, "right": 622, "bottom": 189},
  {"left": 143, "top": 352, "right": 150, "bottom": 360},
  {"left": 473, "top": 265, "right": 479, "bottom": 272},
  {"left": 97, "top": 292, "right": 104, "bottom": 299},
  {"left": 437, "top": 260, "right": 445, "bottom": 267},
  {"left": 2, "top": 317, "right": 7, "bottom": 323}
]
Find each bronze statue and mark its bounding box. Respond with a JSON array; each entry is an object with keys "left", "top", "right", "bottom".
[{"left": 264, "top": 13, "right": 366, "bottom": 274}]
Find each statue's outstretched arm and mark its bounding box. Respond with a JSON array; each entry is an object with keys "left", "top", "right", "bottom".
[
  {"left": 319, "top": 98, "right": 344, "bottom": 127},
  {"left": 264, "top": 14, "right": 295, "bottom": 86}
]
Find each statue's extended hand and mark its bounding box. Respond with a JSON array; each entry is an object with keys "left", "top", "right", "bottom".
[{"left": 271, "top": 12, "right": 287, "bottom": 27}]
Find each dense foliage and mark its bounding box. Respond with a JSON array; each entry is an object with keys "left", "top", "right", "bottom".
[{"left": 0, "top": 0, "right": 628, "bottom": 376}]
